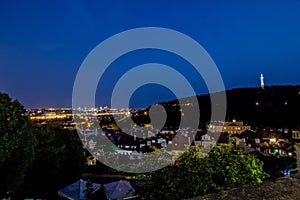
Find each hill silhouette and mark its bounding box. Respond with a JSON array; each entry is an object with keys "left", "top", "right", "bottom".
[
  {"left": 220, "top": 85, "right": 300, "bottom": 129},
  {"left": 136, "top": 85, "right": 300, "bottom": 130}
]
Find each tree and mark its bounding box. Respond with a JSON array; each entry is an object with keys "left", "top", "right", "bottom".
[
  {"left": 140, "top": 142, "right": 269, "bottom": 199},
  {"left": 0, "top": 93, "right": 36, "bottom": 198},
  {"left": 206, "top": 143, "right": 269, "bottom": 191},
  {"left": 18, "top": 123, "right": 87, "bottom": 198}
]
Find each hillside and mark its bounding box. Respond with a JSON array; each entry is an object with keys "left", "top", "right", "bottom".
[
  {"left": 220, "top": 85, "right": 300, "bottom": 129},
  {"left": 140, "top": 85, "right": 300, "bottom": 130}
]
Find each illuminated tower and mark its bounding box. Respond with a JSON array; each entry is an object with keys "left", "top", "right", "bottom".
[{"left": 260, "top": 74, "right": 264, "bottom": 89}]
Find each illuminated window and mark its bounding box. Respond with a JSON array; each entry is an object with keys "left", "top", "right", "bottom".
[{"left": 270, "top": 138, "right": 276, "bottom": 143}]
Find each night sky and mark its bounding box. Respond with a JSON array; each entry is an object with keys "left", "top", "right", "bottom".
[{"left": 1, "top": 0, "right": 300, "bottom": 108}]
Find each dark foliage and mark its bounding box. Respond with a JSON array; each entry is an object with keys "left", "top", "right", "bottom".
[
  {"left": 0, "top": 93, "right": 36, "bottom": 198},
  {"left": 16, "top": 123, "right": 86, "bottom": 199}
]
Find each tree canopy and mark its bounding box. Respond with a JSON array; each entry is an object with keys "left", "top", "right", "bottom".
[
  {"left": 0, "top": 93, "right": 36, "bottom": 198},
  {"left": 140, "top": 142, "right": 269, "bottom": 200},
  {"left": 17, "top": 123, "right": 87, "bottom": 198}
]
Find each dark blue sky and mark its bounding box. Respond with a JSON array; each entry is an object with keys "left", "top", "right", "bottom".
[{"left": 1, "top": 0, "right": 300, "bottom": 108}]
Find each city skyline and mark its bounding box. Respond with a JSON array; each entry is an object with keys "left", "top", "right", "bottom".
[{"left": 1, "top": 1, "right": 300, "bottom": 108}]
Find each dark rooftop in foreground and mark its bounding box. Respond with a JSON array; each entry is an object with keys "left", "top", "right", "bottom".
[{"left": 193, "top": 172, "right": 300, "bottom": 200}]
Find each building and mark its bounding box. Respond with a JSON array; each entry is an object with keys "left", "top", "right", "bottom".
[
  {"left": 208, "top": 120, "right": 251, "bottom": 134},
  {"left": 292, "top": 130, "right": 300, "bottom": 140}
]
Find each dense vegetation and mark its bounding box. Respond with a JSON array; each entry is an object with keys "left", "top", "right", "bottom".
[
  {"left": 16, "top": 124, "right": 87, "bottom": 198},
  {"left": 0, "top": 93, "right": 86, "bottom": 199},
  {"left": 199, "top": 85, "right": 300, "bottom": 128},
  {"left": 0, "top": 93, "right": 36, "bottom": 198},
  {"left": 139, "top": 143, "right": 269, "bottom": 200},
  {"left": 224, "top": 85, "right": 300, "bottom": 128}
]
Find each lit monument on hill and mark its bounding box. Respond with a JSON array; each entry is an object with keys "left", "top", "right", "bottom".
[{"left": 260, "top": 73, "right": 264, "bottom": 89}]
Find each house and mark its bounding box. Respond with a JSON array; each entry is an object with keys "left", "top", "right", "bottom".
[
  {"left": 292, "top": 130, "right": 300, "bottom": 140},
  {"left": 58, "top": 179, "right": 101, "bottom": 200},
  {"left": 103, "top": 180, "right": 137, "bottom": 200}
]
